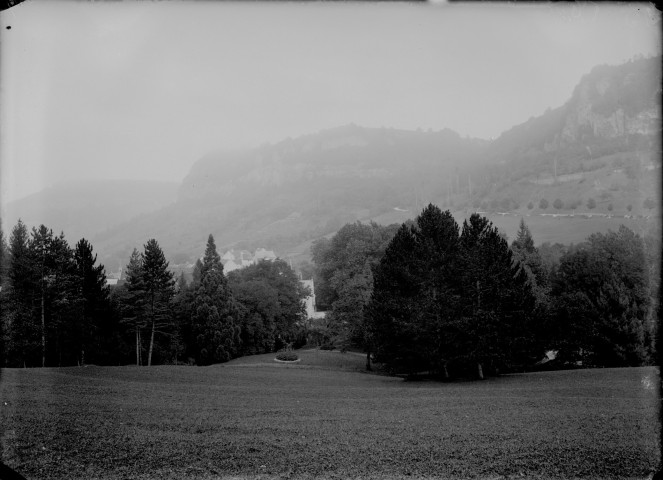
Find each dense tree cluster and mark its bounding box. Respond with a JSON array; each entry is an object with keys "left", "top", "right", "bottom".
[
  {"left": 2, "top": 207, "right": 656, "bottom": 378},
  {"left": 549, "top": 226, "right": 654, "bottom": 366},
  {"left": 313, "top": 206, "right": 658, "bottom": 379},
  {"left": 310, "top": 222, "right": 400, "bottom": 355},
  {"left": 364, "top": 206, "right": 536, "bottom": 379},
  {"left": 1, "top": 221, "right": 116, "bottom": 367},
  {"left": 1, "top": 221, "right": 309, "bottom": 367},
  {"left": 228, "top": 256, "right": 309, "bottom": 355}
]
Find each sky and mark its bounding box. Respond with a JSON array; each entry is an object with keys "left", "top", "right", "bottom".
[{"left": 0, "top": 1, "right": 660, "bottom": 204}]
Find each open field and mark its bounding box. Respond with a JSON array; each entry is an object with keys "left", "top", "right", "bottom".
[{"left": 0, "top": 350, "right": 659, "bottom": 480}]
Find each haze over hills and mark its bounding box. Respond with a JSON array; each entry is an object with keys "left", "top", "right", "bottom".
[
  {"left": 3, "top": 56, "right": 660, "bottom": 271},
  {"left": 2, "top": 180, "right": 178, "bottom": 247}
]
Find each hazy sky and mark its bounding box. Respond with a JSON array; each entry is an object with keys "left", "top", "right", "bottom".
[{"left": 1, "top": 1, "right": 660, "bottom": 203}]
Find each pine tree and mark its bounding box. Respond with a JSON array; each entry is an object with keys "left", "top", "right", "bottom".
[
  {"left": 74, "top": 239, "right": 110, "bottom": 365},
  {"left": 457, "top": 214, "right": 536, "bottom": 378},
  {"left": 511, "top": 218, "right": 547, "bottom": 289},
  {"left": 367, "top": 224, "right": 421, "bottom": 374},
  {"left": 5, "top": 220, "right": 38, "bottom": 366},
  {"left": 30, "top": 225, "right": 55, "bottom": 368},
  {"left": 191, "top": 235, "right": 240, "bottom": 365},
  {"left": 411, "top": 205, "right": 460, "bottom": 378},
  {"left": 142, "top": 239, "right": 175, "bottom": 366},
  {"left": 123, "top": 248, "right": 146, "bottom": 365},
  {"left": 48, "top": 232, "right": 80, "bottom": 367}
]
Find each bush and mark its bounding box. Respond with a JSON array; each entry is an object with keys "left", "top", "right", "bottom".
[
  {"left": 275, "top": 352, "right": 299, "bottom": 362},
  {"left": 320, "top": 343, "right": 336, "bottom": 351}
]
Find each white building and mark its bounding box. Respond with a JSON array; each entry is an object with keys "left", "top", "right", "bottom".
[{"left": 300, "top": 279, "right": 326, "bottom": 319}]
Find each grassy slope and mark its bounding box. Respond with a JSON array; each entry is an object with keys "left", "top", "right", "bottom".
[{"left": 0, "top": 352, "right": 659, "bottom": 479}]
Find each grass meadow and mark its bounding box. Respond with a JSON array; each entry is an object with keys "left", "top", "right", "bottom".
[{"left": 0, "top": 349, "right": 659, "bottom": 480}]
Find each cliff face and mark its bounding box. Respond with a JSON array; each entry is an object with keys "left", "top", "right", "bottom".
[
  {"left": 561, "top": 56, "right": 660, "bottom": 144},
  {"left": 498, "top": 56, "right": 661, "bottom": 159},
  {"left": 560, "top": 85, "right": 660, "bottom": 144},
  {"left": 178, "top": 124, "right": 487, "bottom": 203}
]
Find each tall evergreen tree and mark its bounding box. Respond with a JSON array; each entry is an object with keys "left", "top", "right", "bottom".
[
  {"left": 29, "top": 225, "right": 55, "bottom": 368},
  {"left": 142, "top": 239, "right": 175, "bottom": 366},
  {"left": 74, "top": 239, "right": 110, "bottom": 365},
  {"left": 367, "top": 223, "right": 422, "bottom": 374},
  {"left": 456, "top": 214, "right": 536, "bottom": 378},
  {"left": 191, "top": 235, "right": 240, "bottom": 365},
  {"left": 511, "top": 218, "right": 547, "bottom": 289},
  {"left": 510, "top": 218, "right": 551, "bottom": 362},
  {"left": 122, "top": 248, "right": 146, "bottom": 365},
  {"left": 4, "top": 220, "right": 38, "bottom": 367},
  {"left": 411, "top": 205, "right": 460, "bottom": 378},
  {"left": 47, "top": 232, "right": 80, "bottom": 367}
]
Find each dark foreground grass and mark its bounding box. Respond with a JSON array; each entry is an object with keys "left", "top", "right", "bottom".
[{"left": 0, "top": 354, "right": 659, "bottom": 480}]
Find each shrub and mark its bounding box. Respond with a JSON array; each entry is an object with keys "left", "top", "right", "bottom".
[
  {"left": 275, "top": 352, "right": 299, "bottom": 362},
  {"left": 320, "top": 343, "right": 336, "bottom": 351},
  {"left": 539, "top": 198, "right": 549, "bottom": 210},
  {"left": 527, "top": 202, "right": 534, "bottom": 210},
  {"left": 587, "top": 198, "right": 596, "bottom": 209},
  {"left": 553, "top": 198, "right": 564, "bottom": 210}
]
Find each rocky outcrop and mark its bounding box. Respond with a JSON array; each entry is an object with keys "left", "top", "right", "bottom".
[{"left": 561, "top": 81, "right": 660, "bottom": 144}]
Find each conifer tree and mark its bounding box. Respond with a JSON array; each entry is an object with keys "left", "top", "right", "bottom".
[
  {"left": 367, "top": 224, "right": 421, "bottom": 374},
  {"left": 191, "top": 235, "right": 240, "bottom": 365},
  {"left": 511, "top": 218, "right": 547, "bottom": 289},
  {"left": 74, "top": 239, "right": 110, "bottom": 365},
  {"left": 123, "top": 248, "right": 146, "bottom": 365},
  {"left": 4, "top": 220, "right": 38, "bottom": 366},
  {"left": 30, "top": 225, "right": 55, "bottom": 368},
  {"left": 412, "top": 205, "right": 460, "bottom": 378},
  {"left": 48, "top": 232, "right": 80, "bottom": 366},
  {"left": 142, "top": 239, "right": 175, "bottom": 366},
  {"left": 456, "top": 214, "right": 536, "bottom": 378}
]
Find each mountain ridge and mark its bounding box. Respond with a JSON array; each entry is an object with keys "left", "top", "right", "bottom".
[{"left": 3, "top": 55, "right": 660, "bottom": 270}]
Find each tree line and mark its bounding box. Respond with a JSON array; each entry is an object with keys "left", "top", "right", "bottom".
[
  {"left": 0, "top": 222, "right": 309, "bottom": 367},
  {"left": 311, "top": 205, "right": 659, "bottom": 378}
]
